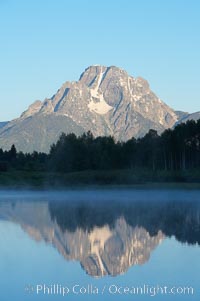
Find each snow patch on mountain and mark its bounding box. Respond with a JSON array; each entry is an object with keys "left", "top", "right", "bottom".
[
  {"left": 88, "top": 98, "right": 113, "bottom": 115},
  {"left": 0, "top": 65, "right": 183, "bottom": 152}
]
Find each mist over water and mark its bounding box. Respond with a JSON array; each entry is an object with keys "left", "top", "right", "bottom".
[
  {"left": 0, "top": 188, "right": 200, "bottom": 202},
  {"left": 0, "top": 189, "right": 200, "bottom": 300}
]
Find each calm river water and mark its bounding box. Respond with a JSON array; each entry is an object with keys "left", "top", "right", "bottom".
[{"left": 0, "top": 189, "right": 200, "bottom": 300}]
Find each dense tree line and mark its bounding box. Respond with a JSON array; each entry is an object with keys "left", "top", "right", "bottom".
[
  {"left": 49, "top": 200, "right": 200, "bottom": 245},
  {"left": 0, "top": 119, "right": 200, "bottom": 173},
  {"left": 0, "top": 146, "right": 47, "bottom": 172}
]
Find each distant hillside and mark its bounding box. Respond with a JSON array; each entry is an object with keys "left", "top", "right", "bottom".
[
  {"left": 0, "top": 122, "right": 8, "bottom": 129},
  {"left": 0, "top": 65, "right": 198, "bottom": 153},
  {"left": 176, "top": 112, "right": 200, "bottom": 124}
]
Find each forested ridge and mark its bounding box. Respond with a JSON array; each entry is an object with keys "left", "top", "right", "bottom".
[
  {"left": 49, "top": 200, "right": 200, "bottom": 245},
  {"left": 0, "top": 119, "right": 200, "bottom": 184}
]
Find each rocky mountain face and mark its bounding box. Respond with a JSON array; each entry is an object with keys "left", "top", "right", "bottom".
[
  {"left": 80, "top": 221, "right": 163, "bottom": 277},
  {"left": 175, "top": 111, "right": 188, "bottom": 121},
  {"left": 1, "top": 199, "right": 200, "bottom": 277},
  {"left": 0, "top": 65, "right": 181, "bottom": 152},
  {"left": 0, "top": 201, "right": 164, "bottom": 277}
]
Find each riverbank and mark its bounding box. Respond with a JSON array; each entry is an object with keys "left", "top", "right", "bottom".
[{"left": 0, "top": 169, "right": 200, "bottom": 189}]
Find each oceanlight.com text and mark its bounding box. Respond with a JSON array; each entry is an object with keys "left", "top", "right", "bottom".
[{"left": 24, "top": 283, "right": 194, "bottom": 297}]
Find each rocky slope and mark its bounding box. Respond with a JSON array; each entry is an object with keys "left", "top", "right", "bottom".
[
  {"left": 0, "top": 201, "right": 164, "bottom": 277},
  {"left": 0, "top": 65, "right": 179, "bottom": 152},
  {"left": 1, "top": 199, "right": 200, "bottom": 277},
  {"left": 176, "top": 111, "right": 200, "bottom": 125}
]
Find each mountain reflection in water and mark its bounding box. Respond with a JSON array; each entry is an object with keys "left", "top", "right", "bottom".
[{"left": 0, "top": 197, "right": 200, "bottom": 278}]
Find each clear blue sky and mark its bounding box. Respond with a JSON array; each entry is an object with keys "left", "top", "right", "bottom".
[{"left": 0, "top": 0, "right": 200, "bottom": 121}]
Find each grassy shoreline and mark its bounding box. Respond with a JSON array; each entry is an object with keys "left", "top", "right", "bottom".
[{"left": 0, "top": 169, "right": 200, "bottom": 190}]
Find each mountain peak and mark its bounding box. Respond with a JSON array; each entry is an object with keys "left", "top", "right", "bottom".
[
  {"left": 20, "top": 100, "right": 42, "bottom": 119},
  {"left": 0, "top": 65, "right": 178, "bottom": 152},
  {"left": 79, "top": 65, "right": 129, "bottom": 80}
]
